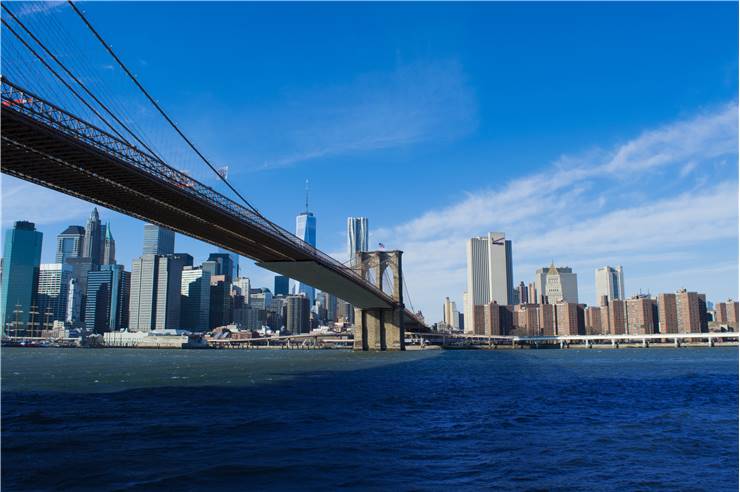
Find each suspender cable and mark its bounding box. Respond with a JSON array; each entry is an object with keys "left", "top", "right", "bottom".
[
  {"left": 2, "top": 4, "right": 166, "bottom": 164},
  {"left": 66, "top": 0, "right": 280, "bottom": 233},
  {"left": 1, "top": 18, "right": 131, "bottom": 145}
]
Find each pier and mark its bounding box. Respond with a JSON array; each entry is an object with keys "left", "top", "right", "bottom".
[{"left": 405, "top": 332, "right": 739, "bottom": 349}]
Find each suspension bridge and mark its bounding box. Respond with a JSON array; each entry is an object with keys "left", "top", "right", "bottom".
[{"left": 0, "top": 1, "right": 428, "bottom": 349}]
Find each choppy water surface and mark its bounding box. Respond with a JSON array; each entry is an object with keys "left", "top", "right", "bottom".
[{"left": 2, "top": 347, "right": 738, "bottom": 491}]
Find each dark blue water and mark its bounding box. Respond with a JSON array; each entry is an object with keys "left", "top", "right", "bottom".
[{"left": 2, "top": 347, "right": 738, "bottom": 491}]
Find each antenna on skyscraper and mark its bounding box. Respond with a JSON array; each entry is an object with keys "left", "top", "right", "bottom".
[{"left": 305, "top": 179, "right": 310, "bottom": 213}]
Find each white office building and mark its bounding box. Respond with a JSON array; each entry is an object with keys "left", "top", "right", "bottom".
[
  {"left": 464, "top": 232, "right": 514, "bottom": 333},
  {"left": 37, "top": 263, "right": 72, "bottom": 322},
  {"left": 535, "top": 264, "right": 579, "bottom": 304},
  {"left": 595, "top": 266, "right": 625, "bottom": 305}
]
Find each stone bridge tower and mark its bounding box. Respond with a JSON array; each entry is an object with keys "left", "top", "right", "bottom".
[{"left": 353, "top": 250, "right": 405, "bottom": 351}]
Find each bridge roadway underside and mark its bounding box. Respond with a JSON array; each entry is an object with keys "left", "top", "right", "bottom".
[{"left": 1, "top": 106, "right": 407, "bottom": 314}]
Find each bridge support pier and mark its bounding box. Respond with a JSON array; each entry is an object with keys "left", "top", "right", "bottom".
[{"left": 353, "top": 251, "right": 405, "bottom": 351}]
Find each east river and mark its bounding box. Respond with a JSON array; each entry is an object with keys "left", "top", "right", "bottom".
[{"left": 2, "top": 347, "right": 737, "bottom": 490}]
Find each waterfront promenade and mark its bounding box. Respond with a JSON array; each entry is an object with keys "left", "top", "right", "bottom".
[
  {"left": 2, "top": 330, "right": 737, "bottom": 351},
  {"left": 408, "top": 331, "right": 740, "bottom": 349}
]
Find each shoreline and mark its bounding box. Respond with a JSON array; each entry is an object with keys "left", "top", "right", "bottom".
[{"left": 2, "top": 342, "right": 737, "bottom": 351}]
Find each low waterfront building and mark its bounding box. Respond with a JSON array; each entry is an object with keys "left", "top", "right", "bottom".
[
  {"left": 233, "top": 306, "right": 265, "bottom": 330},
  {"left": 103, "top": 329, "right": 201, "bottom": 348}
]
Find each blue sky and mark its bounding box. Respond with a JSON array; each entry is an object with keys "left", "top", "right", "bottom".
[{"left": 2, "top": 1, "right": 738, "bottom": 319}]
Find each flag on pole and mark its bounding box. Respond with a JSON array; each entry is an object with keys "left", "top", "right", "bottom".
[{"left": 378, "top": 242, "right": 385, "bottom": 250}]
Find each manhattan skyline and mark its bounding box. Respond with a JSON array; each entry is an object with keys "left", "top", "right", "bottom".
[{"left": 1, "top": 1, "right": 737, "bottom": 318}]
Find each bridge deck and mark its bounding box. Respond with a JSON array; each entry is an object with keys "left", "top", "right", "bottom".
[{"left": 0, "top": 81, "right": 409, "bottom": 313}]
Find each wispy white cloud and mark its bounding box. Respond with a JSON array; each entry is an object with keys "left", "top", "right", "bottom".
[
  {"left": 14, "top": 1, "right": 65, "bottom": 18},
  {"left": 377, "top": 101, "right": 738, "bottom": 318},
  {"left": 1, "top": 176, "right": 91, "bottom": 227},
  {"left": 602, "top": 102, "right": 737, "bottom": 174},
  {"left": 252, "top": 60, "right": 477, "bottom": 171}
]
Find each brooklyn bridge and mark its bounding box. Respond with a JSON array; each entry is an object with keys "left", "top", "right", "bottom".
[{"left": 0, "top": 1, "right": 428, "bottom": 349}]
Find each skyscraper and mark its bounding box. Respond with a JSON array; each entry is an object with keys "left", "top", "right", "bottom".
[
  {"left": 295, "top": 181, "right": 317, "bottom": 305},
  {"left": 83, "top": 208, "right": 103, "bottom": 266},
  {"left": 249, "top": 288, "right": 273, "bottom": 310},
  {"left": 464, "top": 232, "right": 513, "bottom": 333},
  {"left": 675, "top": 289, "right": 703, "bottom": 333},
  {"left": 158, "top": 254, "right": 193, "bottom": 331},
  {"left": 534, "top": 264, "right": 578, "bottom": 304},
  {"left": 102, "top": 222, "right": 116, "bottom": 265},
  {"left": 234, "top": 277, "right": 251, "bottom": 299},
  {"left": 207, "top": 252, "right": 236, "bottom": 282},
  {"left": 656, "top": 293, "right": 678, "bottom": 334},
  {"left": 66, "top": 277, "right": 83, "bottom": 326},
  {"left": 129, "top": 253, "right": 190, "bottom": 332},
  {"left": 347, "top": 217, "right": 369, "bottom": 263},
  {"left": 625, "top": 295, "right": 657, "bottom": 335},
  {"left": 181, "top": 266, "right": 211, "bottom": 331},
  {"left": 208, "top": 274, "right": 231, "bottom": 328},
  {"left": 274, "top": 275, "right": 289, "bottom": 296},
  {"left": 37, "top": 263, "right": 72, "bottom": 324},
  {"left": 285, "top": 294, "right": 310, "bottom": 334},
  {"left": 516, "top": 281, "right": 529, "bottom": 305},
  {"left": 85, "top": 264, "right": 130, "bottom": 334},
  {"left": 142, "top": 224, "right": 175, "bottom": 255},
  {"left": 65, "top": 257, "right": 95, "bottom": 325},
  {"left": 217, "top": 247, "right": 239, "bottom": 280},
  {"left": 55, "top": 225, "right": 85, "bottom": 263},
  {"left": 443, "top": 297, "right": 460, "bottom": 330},
  {"left": 1, "top": 221, "right": 43, "bottom": 333},
  {"left": 595, "top": 266, "right": 625, "bottom": 305},
  {"left": 128, "top": 254, "right": 158, "bottom": 332}
]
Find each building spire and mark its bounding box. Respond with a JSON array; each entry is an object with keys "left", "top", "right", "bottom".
[{"left": 305, "top": 179, "right": 310, "bottom": 213}]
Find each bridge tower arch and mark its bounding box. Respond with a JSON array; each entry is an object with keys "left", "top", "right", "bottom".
[{"left": 353, "top": 250, "right": 405, "bottom": 351}]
